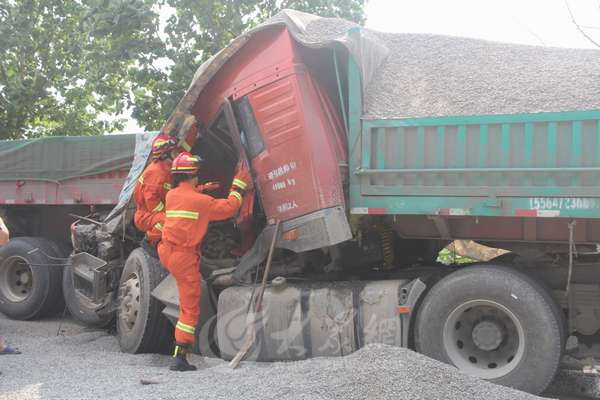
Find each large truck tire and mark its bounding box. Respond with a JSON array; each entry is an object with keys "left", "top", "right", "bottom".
[
  {"left": 414, "top": 264, "right": 564, "bottom": 395},
  {"left": 62, "top": 260, "right": 113, "bottom": 327},
  {"left": 117, "top": 248, "right": 172, "bottom": 354},
  {"left": 0, "top": 237, "right": 65, "bottom": 319}
]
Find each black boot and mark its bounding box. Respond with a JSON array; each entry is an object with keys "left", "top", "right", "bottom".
[{"left": 169, "top": 344, "right": 197, "bottom": 372}]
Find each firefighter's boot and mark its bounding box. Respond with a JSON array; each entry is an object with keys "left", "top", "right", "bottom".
[{"left": 169, "top": 343, "right": 197, "bottom": 372}]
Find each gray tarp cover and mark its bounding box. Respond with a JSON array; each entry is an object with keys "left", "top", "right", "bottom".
[
  {"left": 105, "top": 132, "right": 158, "bottom": 227},
  {"left": 0, "top": 134, "right": 136, "bottom": 182},
  {"left": 105, "top": 9, "right": 600, "bottom": 234}
]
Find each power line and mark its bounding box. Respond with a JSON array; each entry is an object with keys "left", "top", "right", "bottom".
[{"left": 564, "top": 0, "right": 600, "bottom": 48}]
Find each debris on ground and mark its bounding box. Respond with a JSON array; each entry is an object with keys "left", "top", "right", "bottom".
[
  {"left": 139, "top": 379, "right": 161, "bottom": 385},
  {"left": 548, "top": 369, "right": 600, "bottom": 399},
  {"left": 0, "top": 315, "right": 548, "bottom": 400}
]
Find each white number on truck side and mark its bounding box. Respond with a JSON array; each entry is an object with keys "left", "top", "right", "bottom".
[{"left": 529, "top": 197, "right": 598, "bottom": 210}]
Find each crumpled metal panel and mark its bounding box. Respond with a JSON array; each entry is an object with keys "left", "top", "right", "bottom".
[{"left": 105, "top": 10, "right": 388, "bottom": 236}]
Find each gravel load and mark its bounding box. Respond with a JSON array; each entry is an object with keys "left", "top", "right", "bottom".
[
  {"left": 363, "top": 32, "right": 600, "bottom": 119},
  {"left": 0, "top": 315, "right": 547, "bottom": 400},
  {"left": 260, "top": 10, "right": 600, "bottom": 119}
]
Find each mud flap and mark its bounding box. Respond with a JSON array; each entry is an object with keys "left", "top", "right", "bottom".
[{"left": 399, "top": 279, "right": 426, "bottom": 347}]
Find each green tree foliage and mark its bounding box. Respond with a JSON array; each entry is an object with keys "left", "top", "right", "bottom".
[
  {"left": 0, "top": 0, "right": 365, "bottom": 139},
  {"left": 0, "top": 0, "right": 165, "bottom": 138},
  {"left": 132, "top": 0, "right": 366, "bottom": 130}
]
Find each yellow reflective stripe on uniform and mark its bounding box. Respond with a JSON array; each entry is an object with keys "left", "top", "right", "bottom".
[
  {"left": 179, "top": 140, "right": 192, "bottom": 151},
  {"left": 173, "top": 166, "right": 196, "bottom": 171},
  {"left": 166, "top": 210, "right": 199, "bottom": 219},
  {"left": 163, "top": 182, "right": 172, "bottom": 191},
  {"left": 154, "top": 222, "right": 163, "bottom": 231},
  {"left": 177, "top": 321, "right": 195, "bottom": 332},
  {"left": 152, "top": 201, "right": 164, "bottom": 212},
  {"left": 232, "top": 178, "right": 247, "bottom": 190},
  {"left": 173, "top": 345, "right": 182, "bottom": 357},
  {"left": 229, "top": 191, "right": 242, "bottom": 203},
  {"left": 138, "top": 175, "right": 144, "bottom": 184},
  {"left": 176, "top": 326, "right": 194, "bottom": 335},
  {"left": 176, "top": 321, "right": 195, "bottom": 334}
]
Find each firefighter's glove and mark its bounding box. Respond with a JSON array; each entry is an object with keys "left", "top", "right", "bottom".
[
  {"left": 197, "top": 182, "right": 220, "bottom": 193},
  {"left": 231, "top": 168, "right": 251, "bottom": 194}
]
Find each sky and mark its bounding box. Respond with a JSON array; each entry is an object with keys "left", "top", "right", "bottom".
[
  {"left": 365, "top": 0, "right": 600, "bottom": 49},
  {"left": 118, "top": 0, "right": 600, "bottom": 133}
]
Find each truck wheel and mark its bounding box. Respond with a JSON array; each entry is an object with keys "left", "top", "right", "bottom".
[
  {"left": 415, "top": 264, "right": 563, "bottom": 395},
  {"left": 62, "top": 260, "right": 113, "bottom": 327},
  {"left": 117, "top": 248, "right": 173, "bottom": 354},
  {"left": 0, "top": 237, "right": 65, "bottom": 319}
]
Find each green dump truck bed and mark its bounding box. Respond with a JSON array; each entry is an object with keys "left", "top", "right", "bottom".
[
  {"left": 344, "top": 52, "right": 600, "bottom": 244},
  {"left": 350, "top": 110, "right": 600, "bottom": 220}
]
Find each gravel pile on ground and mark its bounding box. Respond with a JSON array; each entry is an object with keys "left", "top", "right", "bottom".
[
  {"left": 0, "top": 316, "right": 547, "bottom": 400},
  {"left": 363, "top": 32, "right": 600, "bottom": 119}
]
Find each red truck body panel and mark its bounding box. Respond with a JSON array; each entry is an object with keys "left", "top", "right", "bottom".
[
  {"left": 0, "top": 135, "right": 136, "bottom": 206},
  {"left": 192, "top": 27, "right": 346, "bottom": 222},
  {"left": 0, "top": 170, "right": 129, "bottom": 206}
]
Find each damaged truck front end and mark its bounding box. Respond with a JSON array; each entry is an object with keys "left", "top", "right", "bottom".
[
  {"left": 154, "top": 23, "right": 371, "bottom": 354},
  {"left": 66, "top": 12, "right": 432, "bottom": 364},
  {"left": 69, "top": 18, "right": 373, "bottom": 350}
]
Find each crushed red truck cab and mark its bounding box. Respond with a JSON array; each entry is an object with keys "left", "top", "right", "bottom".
[{"left": 192, "top": 27, "right": 351, "bottom": 252}]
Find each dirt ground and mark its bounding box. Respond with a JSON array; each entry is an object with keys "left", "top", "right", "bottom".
[{"left": 0, "top": 313, "right": 589, "bottom": 400}]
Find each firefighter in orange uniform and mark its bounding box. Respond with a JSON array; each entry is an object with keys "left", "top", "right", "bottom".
[
  {"left": 133, "top": 133, "right": 178, "bottom": 246},
  {"left": 158, "top": 152, "right": 250, "bottom": 371}
]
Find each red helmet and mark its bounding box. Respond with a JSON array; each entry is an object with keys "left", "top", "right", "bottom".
[
  {"left": 151, "top": 133, "right": 177, "bottom": 158},
  {"left": 171, "top": 152, "right": 201, "bottom": 175}
]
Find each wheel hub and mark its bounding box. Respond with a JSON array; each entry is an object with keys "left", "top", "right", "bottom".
[
  {"left": 443, "top": 300, "right": 525, "bottom": 380},
  {"left": 19, "top": 271, "right": 31, "bottom": 285},
  {"left": 0, "top": 256, "right": 33, "bottom": 302},
  {"left": 120, "top": 274, "right": 141, "bottom": 330},
  {"left": 472, "top": 320, "right": 504, "bottom": 351}
]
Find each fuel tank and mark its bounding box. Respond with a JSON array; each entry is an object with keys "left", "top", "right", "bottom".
[{"left": 217, "top": 278, "right": 425, "bottom": 361}]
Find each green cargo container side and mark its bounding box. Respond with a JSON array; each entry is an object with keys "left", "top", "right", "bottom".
[
  {"left": 346, "top": 47, "right": 600, "bottom": 220},
  {"left": 354, "top": 110, "right": 600, "bottom": 219}
]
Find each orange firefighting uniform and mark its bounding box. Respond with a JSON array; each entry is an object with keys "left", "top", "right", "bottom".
[
  {"left": 133, "top": 159, "right": 172, "bottom": 244},
  {"left": 157, "top": 181, "right": 243, "bottom": 345}
]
